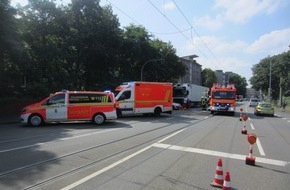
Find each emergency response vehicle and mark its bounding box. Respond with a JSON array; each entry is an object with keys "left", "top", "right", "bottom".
[
  {"left": 209, "top": 83, "right": 236, "bottom": 115},
  {"left": 20, "top": 90, "right": 117, "bottom": 126},
  {"left": 114, "top": 81, "right": 173, "bottom": 117}
]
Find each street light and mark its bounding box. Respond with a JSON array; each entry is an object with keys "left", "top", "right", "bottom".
[{"left": 140, "top": 59, "right": 164, "bottom": 81}]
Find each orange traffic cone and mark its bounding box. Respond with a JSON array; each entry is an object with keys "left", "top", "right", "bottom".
[
  {"left": 210, "top": 158, "right": 224, "bottom": 188},
  {"left": 222, "top": 171, "right": 231, "bottom": 190}
]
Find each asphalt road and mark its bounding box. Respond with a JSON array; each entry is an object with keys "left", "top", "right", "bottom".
[{"left": 0, "top": 103, "right": 289, "bottom": 190}]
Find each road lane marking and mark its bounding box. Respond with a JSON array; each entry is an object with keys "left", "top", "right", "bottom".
[
  {"left": 250, "top": 123, "right": 255, "bottom": 130},
  {"left": 249, "top": 122, "right": 265, "bottom": 156},
  {"left": 152, "top": 143, "right": 288, "bottom": 167},
  {"left": 60, "top": 128, "right": 186, "bottom": 190},
  {"left": 157, "top": 128, "right": 187, "bottom": 143},
  {"left": 256, "top": 138, "right": 266, "bottom": 156}
]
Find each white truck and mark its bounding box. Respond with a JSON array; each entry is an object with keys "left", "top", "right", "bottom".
[{"left": 173, "top": 83, "right": 209, "bottom": 107}]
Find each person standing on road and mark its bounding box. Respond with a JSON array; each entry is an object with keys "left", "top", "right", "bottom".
[{"left": 282, "top": 101, "right": 286, "bottom": 112}]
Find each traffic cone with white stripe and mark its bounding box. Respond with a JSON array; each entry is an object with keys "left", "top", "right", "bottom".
[
  {"left": 222, "top": 171, "right": 231, "bottom": 190},
  {"left": 210, "top": 158, "right": 224, "bottom": 188}
]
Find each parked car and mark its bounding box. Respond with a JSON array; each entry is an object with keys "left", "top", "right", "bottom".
[
  {"left": 249, "top": 98, "right": 259, "bottom": 107},
  {"left": 254, "top": 102, "right": 274, "bottom": 117},
  {"left": 172, "top": 102, "right": 181, "bottom": 110}
]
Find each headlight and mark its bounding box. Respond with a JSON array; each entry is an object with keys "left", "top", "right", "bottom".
[{"left": 22, "top": 108, "right": 29, "bottom": 113}]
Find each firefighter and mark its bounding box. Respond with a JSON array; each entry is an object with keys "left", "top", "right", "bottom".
[{"left": 201, "top": 96, "right": 206, "bottom": 110}]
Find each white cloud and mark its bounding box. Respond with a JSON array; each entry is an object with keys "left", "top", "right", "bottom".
[
  {"left": 194, "top": 14, "right": 224, "bottom": 30},
  {"left": 162, "top": 1, "right": 176, "bottom": 11},
  {"left": 214, "top": 0, "right": 288, "bottom": 23},
  {"left": 245, "top": 27, "right": 290, "bottom": 55},
  {"left": 195, "top": 0, "right": 289, "bottom": 30},
  {"left": 186, "top": 35, "right": 247, "bottom": 56}
]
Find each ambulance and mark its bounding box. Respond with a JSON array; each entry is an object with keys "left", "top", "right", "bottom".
[
  {"left": 114, "top": 81, "right": 173, "bottom": 117},
  {"left": 20, "top": 90, "right": 117, "bottom": 126}
]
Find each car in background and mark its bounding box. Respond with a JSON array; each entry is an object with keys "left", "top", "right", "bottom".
[
  {"left": 172, "top": 102, "right": 181, "bottom": 110},
  {"left": 249, "top": 98, "right": 259, "bottom": 107},
  {"left": 254, "top": 102, "right": 274, "bottom": 117}
]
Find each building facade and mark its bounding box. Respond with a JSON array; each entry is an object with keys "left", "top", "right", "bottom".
[{"left": 178, "top": 55, "right": 202, "bottom": 85}]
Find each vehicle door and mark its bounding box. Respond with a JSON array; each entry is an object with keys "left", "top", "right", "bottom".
[
  {"left": 117, "top": 90, "right": 134, "bottom": 115},
  {"left": 45, "top": 93, "right": 67, "bottom": 121}
]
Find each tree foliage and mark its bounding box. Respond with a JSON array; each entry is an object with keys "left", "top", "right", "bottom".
[
  {"left": 1, "top": 0, "right": 185, "bottom": 98},
  {"left": 228, "top": 73, "right": 247, "bottom": 97},
  {"left": 250, "top": 51, "right": 290, "bottom": 99},
  {"left": 201, "top": 68, "right": 217, "bottom": 88}
]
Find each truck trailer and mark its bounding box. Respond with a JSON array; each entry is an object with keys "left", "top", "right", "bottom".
[
  {"left": 173, "top": 83, "right": 209, "bottom": 107},
  {"left": 114, "top": 81, "right": 173, "bottom": 117}
]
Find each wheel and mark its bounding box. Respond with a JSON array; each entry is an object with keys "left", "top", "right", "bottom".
[
  {"left": 92, "top": 113, "right": 106, "bottom": 125},
  {"left": 211, "top": 111, "right": 214, "bottom": 114},
  {"left": 116, "top": 109, "right": 122, "bottom": 118},
  {"left": 153, "top": 107, "right": 162, "bottom": 117},
  {"left": 28, "top": 114, "right": 43, "bottom": 127}
]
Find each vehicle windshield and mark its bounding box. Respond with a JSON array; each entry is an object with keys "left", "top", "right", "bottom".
[
  {"left": 212, "top": 91, "right": 235, "bottom": 99},
  {"left": 260, "top": 103, "right": 272, "bottom": 108},
  {"left": 173, "top": 87, "right": 187, "bottom": 97}
]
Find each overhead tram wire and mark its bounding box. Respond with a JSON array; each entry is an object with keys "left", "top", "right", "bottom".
[
  {"left": 105, "top": 0, "right": 193, "bottom": 36},
  {"left": 105, "top": 0, "right": 142, "bottom": 26},
  {"left": 147, "top": 0, "right": 213, "bottom": 66},
  {"left": 172, "top": 0, "right": 222, "bottom": 70}
]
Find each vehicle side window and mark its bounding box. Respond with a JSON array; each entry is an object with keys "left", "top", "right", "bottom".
[
  {"left": 69, "top": 94, "right": 112, "bottom": 103},
  {"left": 47, "top": 94, "right": 65, "bottom": 105},
  {"left": 119, "top": 91, "right": 131, "bottom": 101}
]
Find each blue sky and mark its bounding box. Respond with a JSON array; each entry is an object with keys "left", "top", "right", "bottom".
[{"left": 11, "top": 0, "right": 290, "bottom": 86}]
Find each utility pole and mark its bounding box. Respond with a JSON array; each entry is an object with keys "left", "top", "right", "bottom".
[{"left": 268, "top": 58, "right": 272, "bottom": 102}]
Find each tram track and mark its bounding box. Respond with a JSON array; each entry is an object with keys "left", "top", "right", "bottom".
[{"left": 0, "top": 112, "right": 214, "bottom": 190}]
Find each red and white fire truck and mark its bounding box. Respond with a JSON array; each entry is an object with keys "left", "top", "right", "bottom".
[{"left": 209, "top": 83, "right": 236, "bottom": 115}]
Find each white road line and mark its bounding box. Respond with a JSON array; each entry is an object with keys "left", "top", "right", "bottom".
[
  {"left": 256, "top": 138, "right": 266, "bottom": 156},
  {"left": 153, "top": 143, "right": 288, "bottom": 167},
  {"left": 60, "top": 129, "right": 186, "bottom": 190},
  {"left": 250, "top": 123, "right": 255, "bottom": 130},
  {"left": 157, "top": 128, "right": 187, "bottom": 143}
]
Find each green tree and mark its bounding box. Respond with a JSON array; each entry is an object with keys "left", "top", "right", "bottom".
[
  {"left": 250, "top": 51, "right": 290, "bottom": 100},
  {"left": 228, "top": 73, "right": 247, "bottom": 97},
  {"left": 68, "top": 0, "right": 122, "bottom": 90},
  {"left": 201, "top": 68, "right": 217, "bottom": 88},
  {"left": 0, "top": 0, "right": 23, "bottom": 97},
  {"left": 120, "top": 24, "right": 186, "bottom": 82}
]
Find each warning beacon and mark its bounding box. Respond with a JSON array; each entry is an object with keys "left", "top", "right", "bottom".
[{"left": 246, "top": 133, "right": 257, "bottom": 165}]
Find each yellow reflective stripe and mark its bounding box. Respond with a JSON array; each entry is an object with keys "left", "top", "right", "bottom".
[{"left": 164, "top": 90, "right": 171, "bottom": 101}]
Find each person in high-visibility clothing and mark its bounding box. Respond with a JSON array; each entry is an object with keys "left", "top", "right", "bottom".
[{"left": 201, "top": 96, "right": 206, "bottom": 110}]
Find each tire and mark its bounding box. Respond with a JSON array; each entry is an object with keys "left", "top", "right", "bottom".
[
  {"left": 211, "top": 111, "right": 214, "bottom": 114},
  {"left": 28, "top": 114, "right": 43, "bottom": 127},
  {"left": 92, "top": 113, "right": 106, "bottom": 125},
  {"left": 153, "top": 107, "right": 162, "bottom": 117},
  {"left": 117, "top": 109, "right": 122, "bottom": 118}
]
